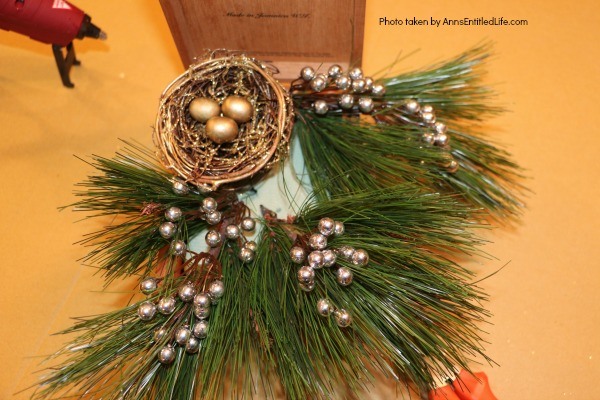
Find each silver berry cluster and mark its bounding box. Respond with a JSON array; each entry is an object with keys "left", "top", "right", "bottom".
[
  {"left": 172, "top": 179, "right": 190, "bottom": 195},
  {"left": 206, "top": 216, "right": 257, "bottom": 263},
  {"left": 161, "top": 187, "right": 223, "bottom": 252},
  {"left": 158, "top": 204, "right": 187, "bottom": 256},
  {"left": 299, "top": 65, "right": 385, "bottom": 116},
  {"left": 315, "top": 298, "right": 352, "bottom": 328},
  {"left": 159, "top": 197, "right": 223, "bottom": 255},
  {"left": 402, "top": 99, "right": 459, "bottom": 173},
  {"left": 290, "top": 218, "right": 370, "bottom": 328},
  {"left": 137, "top": 277, "right": 224, "bottom": 364}
]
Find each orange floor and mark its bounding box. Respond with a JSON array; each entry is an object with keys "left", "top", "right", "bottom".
[{"left": 1, "top": 1, "right": 599, "bottom": 399}]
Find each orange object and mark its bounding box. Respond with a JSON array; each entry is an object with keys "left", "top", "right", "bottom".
[
  {"left": 452, "top": 370, "right": 498, "bottom": 400},
  {"left": 428, "top": 384, "right": 461, "bottom": 400}
]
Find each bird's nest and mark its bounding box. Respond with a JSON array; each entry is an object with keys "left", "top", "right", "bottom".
[{"left": 154, "top": 53, "right": 294, "bottom": 192}]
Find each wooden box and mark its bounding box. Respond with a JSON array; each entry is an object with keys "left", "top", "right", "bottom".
[{"left": 159, "top": 0, "right": 366, "bottom": 80}]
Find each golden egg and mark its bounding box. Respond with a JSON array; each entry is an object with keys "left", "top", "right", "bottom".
[
  {"left": 188, "top": 98, "right": 220, "bottom": 123},
  {"left": 205, "top": 116, "right": 239, "bottom": 144},
  {"left": 221, "top": 96, "right": 253, "bottom": 124}
]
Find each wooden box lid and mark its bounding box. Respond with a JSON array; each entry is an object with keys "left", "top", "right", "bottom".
[{"left": 159, "top": 0, "right": 366, "bottom": 80}]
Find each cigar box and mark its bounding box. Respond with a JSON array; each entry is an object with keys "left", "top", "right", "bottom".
[{"left": 159, "top": 0, "right": 366, "bottom": 80}]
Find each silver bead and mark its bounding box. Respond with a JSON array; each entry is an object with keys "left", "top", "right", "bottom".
[
  {"left": 348, "top": 67, "right": 363, "bottom": 80},
  {"left": 225, "top": 224, "right": 240, "bottom": 239},
  {"left": 351, "top": 78, "right": 366, "bottom": 93},
  {"left": 208, "top": 280, "right": 225, "bottom": 301},
  {"left": 240, "top": 217, "right": 256, "bottom": 231},
  {"left": 441, "top": 155, "right": 455, "bottom": 168},
  {"left": 239, "top": 247, "right": 255, "bottom": 263},
  {"left": 422, "top": 132, "right": 435, "bottom": 145},
  {"left": 314, "top": 100, "right": 329, "bottom": 115},
  {"left": 307, "top": 251, "right": 324, "bottom": 269},
  {"left": 421, "top": 112, "right": 436, "bottom": 125},
  {"left": 300, "top": 66, "right": 316, "bottom": 81},
  {"left": 358, "top": 97, "right": 374, "bottom": 114},
  {"left": 337, "top": 245, "right": 355, "bottom": 260},
  {"left": 244, "top": 240, "right": 258, "bottom": 252},
  {"left": 434, "top": 133, "right": 450, "bottom": 147},
  {"left": 317, "top": 298, "right": 333, "bottom": 317},
  {"left": 335, "top": 75, "right": 351, "bottom": 90},
  {"left": 404, "top": 99, "right": 420, "bottom": 114},
  {"left": 193, "top": 292, "right": 212, "bottom": 308},
  {"left": 201, "top": 197, "right": 218, "bottom": 213},
  {"left": 297, "top": 266, "right": 315, "bottom": 284},
  {"left": 165, "top": 206, "right": 183, "bottom": 222},
  {"left": 322, "top": 249, "right": 337, "bottom": 267},
  {"left": 174, "top": 325, "right": 191, "bottom": 345},
  {"left": 318, "top": 217, "right": 335, "bottom": 236},
  {"left": 421, "top": 104, "right": 434, "bottom": 114},
  {"left": 153, "top": 327, "right": 168, "bottom": 342},
  {"left": 434, "top": 122, "right": 447, "bottom": 134},
  {"left": 194, "top": 306, "right": 211, "bottom": 320},
  {"left": 205, "top": 230, "right": 222, "bottom": 247},
  {"left": 178, "top": 283, "right": 196, "bottom": 302},
  {"left": 140, "top": 277, "right": 158, "bottom": 295},
  {"left": 290, "top": 246, "right": 306, "bottom": 264},
  {"left": 334, "top": 309, "right": 352, "bottom": 328},
  {"left": 336, "top": 267, "right": 353, "bottom": 286},
  {"left": 170, "top": 239, "right": 187, "bottom": 256},
  {"left": 157, "top": 296, "right": 177, "bottom": 315},
  {"left": 192, "top": 320, "right": 208, "bottom": 339},
  {"left": 339, "top": 94, "right": 354, "bottom": 110},
  {"left": 309, "top": 233, "right": 327, "bottom": 250},
  {"left": 185, "top": 336, "right": 200, "bottom": 354},
  {"left": 205, "top": 210, "right": 222, "bottom": 225},
  {"left": 333, "top": 221, "right": 345, "bottom": 236},
  {"left": 158, "top": 345, "right": 176, "bottom": 364},
  {"left": 197, "top": 184, "right": 212, "bottom": 194},
  {"left": 172, "top": 180, "right": 189, "bottom": 195},
  {"left": 137, "top": 301, "right": 156, "bottom": 321},
  {"left": 352, "top": 249, "right": 369, "bottom": 266},
  {"left": 299, "top": 281, "right": 315, "bottom": 292},
  {"left": 447, "top": 159, "right": 459, "bottom": 173},
  {"left": 371, "top": 84, "right": 386, "bottom": 97},
  {"left": 159, "top": 222, "right": 177, "bottom": 239},
  {"left": 310, "top": 76, "right": 327, "bottom": 92},
  {"left": 328, "top": 64, "right": 343, "bottom": 78},
  {"left": 364, "top": 77, "right": 374, "bottom": 92}
]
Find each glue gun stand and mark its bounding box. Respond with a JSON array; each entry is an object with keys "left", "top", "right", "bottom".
[{"left": 52, "top": 42, "right": 80, "bottom": 88}]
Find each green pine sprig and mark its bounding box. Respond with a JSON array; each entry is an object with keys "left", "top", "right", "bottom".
[
  {"left": 33, "top": 184, "right": 492, "bottom": 399},
  {"left": 65, "top": 141, "right": 216, "bottom": 284},
  {"left": 379, "top": 44, "right": 499, "bottom": 120},
  {"left": 246, "top": 186, "right": 491, "bottom": 397},
  {"left": 292, "top": 45, "right": 526, "bottom": 217},
  {"left": 32, "top": 247, "right": 255, "bottom": 400}
]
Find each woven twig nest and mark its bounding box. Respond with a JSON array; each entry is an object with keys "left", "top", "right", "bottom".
[{"left": 154, "top": 53, "right": 294, "bottom": 191}]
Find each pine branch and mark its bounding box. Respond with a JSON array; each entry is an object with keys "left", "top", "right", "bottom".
[
  {"left": 196, "top": 248, "right": 260, "bottom": 400},
  {"left": 32, "top": 247, "right": 256, "bottom": 400},
  {"left": 448, "top": 129, "right": 526, "bottom": 217},
  {"left": 379, "top": 44, "right": 500, "bottom": 121},
  {"left": 64, "top": 142, "right": 219, "bottom": 284},
  {"left": 243, "top": 187, "right": 491, "bottom": 397},
  {"left": 33, "top": 185, "right": 492, "bottom": 399},
  {"left": 291, "top": 44, "right": 525, "bottom": 217},
  {"left": 250, "top": 226, "right": 371, "bottom": 399}
]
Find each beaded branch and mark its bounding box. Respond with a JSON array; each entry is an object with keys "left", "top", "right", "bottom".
[{"left": 31, "top": 47, "right": 522, "bottom": 400}]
